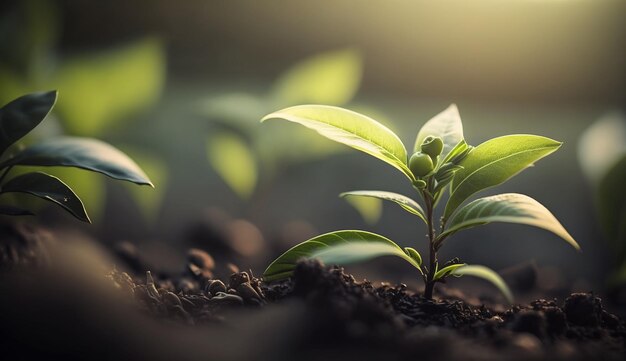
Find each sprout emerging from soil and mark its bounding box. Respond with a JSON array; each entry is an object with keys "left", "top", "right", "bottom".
[{"left": 260, "top": 104, "right": 580, "bottom": 302}]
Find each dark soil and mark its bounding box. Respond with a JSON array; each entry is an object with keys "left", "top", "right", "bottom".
[{"left": 1, "top": 224, "right": 625, "bottom": 361}]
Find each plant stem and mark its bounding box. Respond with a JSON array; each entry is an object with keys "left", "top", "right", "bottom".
[{"left": 421, "top": 185, "right": 437, "bottom": 300}]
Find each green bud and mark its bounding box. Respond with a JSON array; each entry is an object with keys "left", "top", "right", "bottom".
[
  {"left": 409, "top": 151, "right": 434, "bottom": 177},
  {"left": 421, "top": 135, "right": 444, "bottom": 158},
  {"left": 413, "top": 179, "right": 427, "bottom": 189}
]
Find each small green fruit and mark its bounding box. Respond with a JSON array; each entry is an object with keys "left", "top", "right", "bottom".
[
  {"left": 409, "top": 152, "right": 434, "bottom": 177},
  {"left": 421, "top": 136, "right": 444, "bottom": 158}
]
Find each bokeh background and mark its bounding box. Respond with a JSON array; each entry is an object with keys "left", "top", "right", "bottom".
[{"left": 1, "top": 0, "right": 625, "bottom": 295}]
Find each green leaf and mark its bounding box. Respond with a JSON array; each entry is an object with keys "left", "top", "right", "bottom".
[
  {"left": 343, "top": 194, "right": 382, "bottom": 225},
  {"left": 41, "top": 167, "right": 105, "bottom": 222},
  {"left": 262, "top": 105, "right": 414, "bottom": 181},
  {"left": 439, "top": 193, "right": 579, "bottom": 250},
  {"left": 1, "top": 171, "right": 89, "bottom": 222},
  {"left": 0, "top": 91, "right": 57, "bottom": 155},
  {"left": 3, "top": 136, "right": 153, "bottom": 186},
  {"left": 414, "top": 104, "right": 464, "bottom": 159},
  {"left": 444, "top": 135, "right": 562, "bottom": 219},
  {"left": 263, "top": 230, "right": 421, "bottom": 281},
  {"left": 272, "top": 49, "right": 362, "bottom": 106},
  {"left": 52, "top": 38, "right": 165, "bottom": 136},
  {"left": 340, "top": 190, "right": 426, "bottom": 224},
  {"left": 404, "top": 247, "right": 422, "bottom": 266},
  {"left": 207, "top": 131, "right": 257, "bottom": 199},
  {"left": 433, "top": 263, "right": 466, "bottom": 280},
  {"left": 451, "top": 265, "right": 513, "bottom": 303}
]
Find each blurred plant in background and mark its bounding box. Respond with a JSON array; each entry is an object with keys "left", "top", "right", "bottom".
[
  {"left": 0, "top": 0, "right": 167, "bottom": 224},
  {"left": 578, "top": 112, "right": 626, "bottom": 286},
  {"left": 201, "top": 49, "right": 387, "bottom": 223}
]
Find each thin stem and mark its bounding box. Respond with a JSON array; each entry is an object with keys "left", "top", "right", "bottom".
[{"left": 420, "top": 179, "right": 438, "bottom": 300}]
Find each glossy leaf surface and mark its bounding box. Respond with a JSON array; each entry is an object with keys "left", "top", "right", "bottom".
[
  {"left": 263, "top": 230, "right": 421, "bottom": 281},
  {"left": 0, "top": 91, "right": 57, "bottom": 155},
  {"left": 340, "top": 190, "right": 426, "bottom": 224},
  {"left": 1, "top": 171, "right": 89, "bottom": 222},
  {"left": 440, "top": 193, "right": 579, "bottom": 250},
  {"left": 451, "top": 265, "right": 513, "bottom": 303},
  {"left": 262, "top": 105, "right": 414, "bottom": 181},
  {"left": 414, "top": 104, "right": 464, "bottom": 159},
  {"left": 4, "top": 137, "right": 153, "bottom": 186},
  {"left": 445, "top": 135, "right": 561, "bottom": 219}
]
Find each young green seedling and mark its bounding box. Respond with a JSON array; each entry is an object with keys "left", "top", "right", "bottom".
[
  {"left": 260, "top": 104, "right": 580, "bottom": 302},
  {"left": 0, "top": 91, "right": 153, "bottom": 222}
]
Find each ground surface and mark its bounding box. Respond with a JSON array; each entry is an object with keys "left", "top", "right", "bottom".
[{"left": 1, "top": 224, "right": 625, "bottom": 361}]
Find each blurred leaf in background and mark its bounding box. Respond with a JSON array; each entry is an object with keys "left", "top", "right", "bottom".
[
  {"left": 578, "top": 112, "right": 626, "bottom": 284},
  {"left": 207, "top": 132, "right": 257, "bottom": 199},
  {"left": 203, "top": 48, "right": 390, "bottom": 225},
  {"left": 0, "top": 0, "right": 167, "bottom": 223},
  {"left": 272, "top": 48, "right": 361, "bottom": 106}
]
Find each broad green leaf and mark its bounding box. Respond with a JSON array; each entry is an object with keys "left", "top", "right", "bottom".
[
  {"left": 340, "top": 190, "right": 426, "bottom": 224},
  {"left": 4, "top": 136, "right": 153, "bottom": 186},
  {"left": 433, "top": 263, "right": 466, "bottom": 280},
  {"left": 0, "top": 91, "right": 57, "bottom": 155},
  {"left": 1, "top": 171, "right": 89, "bottom": 222},
  {"left": 262, "top": 105, "right": 414, "bottom": 181},
  {"left": 263, "top": 230, "right": 421, "bottom": 281},
  {"left": 207, "top": 132, "right": 257, "bottom": 199},
  {"left": 597, "top": 156, "right": 626, "bottom": 261},
  {"left": 451, "top": 265, "right": 513, "bottom": 303},
  {"left": 119, "top": 147, "right": 168, "bottom": 224},
  {"left": 42, "top": 167, "right": 105, "bottom": 222},
  {"left": 439, "top": 193, "right": 579, "bottom": 250},
  {"left": 414, "top": 104, "right": 464, "bottom": 159},
  {"left": 52, "top": 38, "right": 165, "bottom": 136},
  {"left": 444, "top": 135, "right": 561, "bottom": 219},
  {"left": 343, "top": 194, "right": 382, "bottom": 225},
  {"left": 272, "top": 49, "right": 362, "bottom": 106}
]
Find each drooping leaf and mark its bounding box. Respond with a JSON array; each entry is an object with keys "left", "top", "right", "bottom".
[
  {"left": 263, "top": 230, "right": 421, "bottom": 281},
  {"left": 207, "top": 132, "right": 257, "bottom": 199},
  {"left": 404, "top": 247, "right": 423, "bottom": 266},
  {"left": 1, "top": 171, "right": 89, "bottom": 222},
  {"left": 52, "top": 38, "right": 165, "bottom": 136},
  {"left": 0, "top": 204, "right": 34, "bottom": 216},
  {"left": 343, "top": 194, "right": 382, "bottom": 225},
  {"left": 40, "top": 166, "right": 105, "bottom": 222},
  {"left": 262, "top": 105, "right": 414, "bottom": 181},
  {"left": 439, "top": 193, "right": 579, "bottom": 250},
  {"left": 3, "top": 136, "right": 153, "bottom": 186},
  {"left": 272, "top": 49, "right": 362, "bottom": 106},
  {"left": 444, "top": 135, "right": 561, "bottom": 219},
  {"left": 451, "top": 265, "right": 513, "bottom": 303},
  {"left": 414, "top": 104, "right": 464, "bottom": 159},
  {"left": 0, "top": 90, "right": 57, "bottom": 155},
  {"left": 340, "top": 190, "right": 426, "bottom": 224},
  {"left": 433, "top": 263, "right": 466, "bottom": 280}
]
